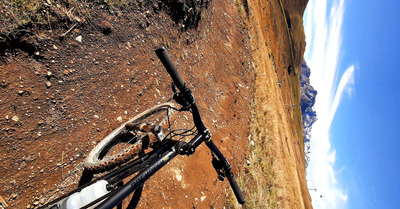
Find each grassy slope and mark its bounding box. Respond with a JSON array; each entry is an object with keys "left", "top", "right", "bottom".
[{"left": 231, "top": 0, "right": 310, "bottom": 208}]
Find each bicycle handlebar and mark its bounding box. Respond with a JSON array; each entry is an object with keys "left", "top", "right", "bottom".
[
  {"left": 155, "top": 47, "right": 207, "bottom": 133},
  {"left": 228, "top": 173, "right": 246, "bottom": 204},
  {"left": 155, "top": 47, "right": 186, "bottom": 90}
]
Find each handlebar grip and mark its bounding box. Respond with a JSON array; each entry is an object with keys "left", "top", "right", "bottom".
[
  {"left": 227, "top": 173, "right": 246, "bottom": 204},
  {"left": 155, "top": 47, "right": 186, "bottom": 89}
]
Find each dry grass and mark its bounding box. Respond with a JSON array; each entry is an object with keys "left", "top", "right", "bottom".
[
  {"left": 228, "top": 74, "right": 303, "bottom": 209},
  {"left": 1, "top": 0, "right": 45, "bottom": 34},
  {"left": 104, "top": 0, "right": 144, "bottom": 10},
  {"left": 0, "top": 0, "right": 86, "bottom": 35},
  {"left": 0, "top": 0, "right": 143, "bottom": 35},
  {"left": 229, "top": 102, "right": 278, "bottom": 209}
]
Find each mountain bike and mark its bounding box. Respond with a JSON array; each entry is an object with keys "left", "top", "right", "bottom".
[{"left": 41, "top": 47, "right": 245, "bottom": 209}]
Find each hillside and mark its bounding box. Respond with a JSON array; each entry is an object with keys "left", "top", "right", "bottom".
[
  {"left": 0, "top": 0, "right": 311, "bottom": 208},
  {"left": 244, "top": 0, "right": 312, "bottom": 208}
]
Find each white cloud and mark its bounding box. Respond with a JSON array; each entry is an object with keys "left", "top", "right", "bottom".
[
  {"left": 304, "top": 0, "right": 354, "bottom": 208},
  {"left": 330, "top": 66, "right": 355, "bottom": 124}
]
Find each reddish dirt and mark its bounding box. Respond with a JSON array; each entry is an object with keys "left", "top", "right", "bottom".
[
  {"left": 0, "top": 0, "right": 312, "bottom": 208},
  {"left": 1, "top": 1, "right": 254, "bottom": 208}
]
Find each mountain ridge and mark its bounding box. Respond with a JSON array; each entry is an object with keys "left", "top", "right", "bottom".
[{"left": 300, "top": 60, "right": 317, "bottom": 167}]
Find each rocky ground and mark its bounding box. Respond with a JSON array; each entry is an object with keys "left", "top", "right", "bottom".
[{"left": 0, "top": 0, "right": 311, "bottom": 208}]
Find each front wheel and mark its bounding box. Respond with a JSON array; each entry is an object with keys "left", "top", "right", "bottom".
[{"left": 84, "top": 102, "right": 176, "bottom": 171}]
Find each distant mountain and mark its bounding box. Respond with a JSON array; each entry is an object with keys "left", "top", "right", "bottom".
[{"left": 300, "top": 60, "right": 317, "bottom": 168}]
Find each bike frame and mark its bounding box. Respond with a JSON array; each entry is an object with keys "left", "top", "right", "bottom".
[{"left": 94, "top": 134, "right": 206, "bottom": 208}]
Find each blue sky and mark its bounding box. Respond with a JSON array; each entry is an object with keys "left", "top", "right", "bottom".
[{"left": 304, "top": 0, "right": 400, "bottom": 208}]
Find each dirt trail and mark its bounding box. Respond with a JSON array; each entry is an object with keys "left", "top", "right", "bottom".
[
  {"left": 0, "top": 0, "right": 311, "bottom": 208},
  {"left": 1, "top": 1, "right": 254, "bottom": 208}
]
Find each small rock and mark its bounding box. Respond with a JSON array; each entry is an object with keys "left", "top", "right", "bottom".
[
  {"left": 1, "top": 80, "right": 9, "bottom": 88},
  {"left": 200, "top": 196, "right": 206, "bottom": 202},
  {"left": 175, "top": 173, "right": 182, "bottom": 182},
  {"left": 117, "top": 116, "right": 122, "bottom": 122},
  {"left": 46, "top": 71, "right": 52, "bottom": 77},
  {"left": 45, "top": 81, "right": 52, "bottom": 88},
  {"left": 53, "top": 45, "right": 58, "bottom": 50},
  {"left": 63, "top": 70, "right": 70, "bottom": 75},
  {"left": 100, "top": 21, "right": 113, "bottom": 35},
  {"left": 34, "top": 51, "right": 40, "bottom": 56},
  {"left": 75, "top": 35, "right": 82, "bottom": 43},
  {"left": 246, "top": 160, "right": 251, "bottom": 166},
  {"left": 12, "top": 116, "right": 19, "bottom": 122},
  {"left": 33, "top": 201, "right": 39, "bottom": 206},
  {"left": 18, "top": 90, "right": 25, "bottom": 95},
  {"left": 94, "top": 115, "right": 99, "bottom": 119}
]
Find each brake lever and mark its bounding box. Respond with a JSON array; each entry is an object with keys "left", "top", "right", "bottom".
[
  {"left": 171, "top": 82, "right": 192, "bottom": 111},
  {"left": 211, "top": 153, "right": 226, "bottom": 181}
]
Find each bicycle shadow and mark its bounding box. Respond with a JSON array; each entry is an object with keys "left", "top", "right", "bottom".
[{"left": 79, "top": 169, "right": 144, "bottom": 209}]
